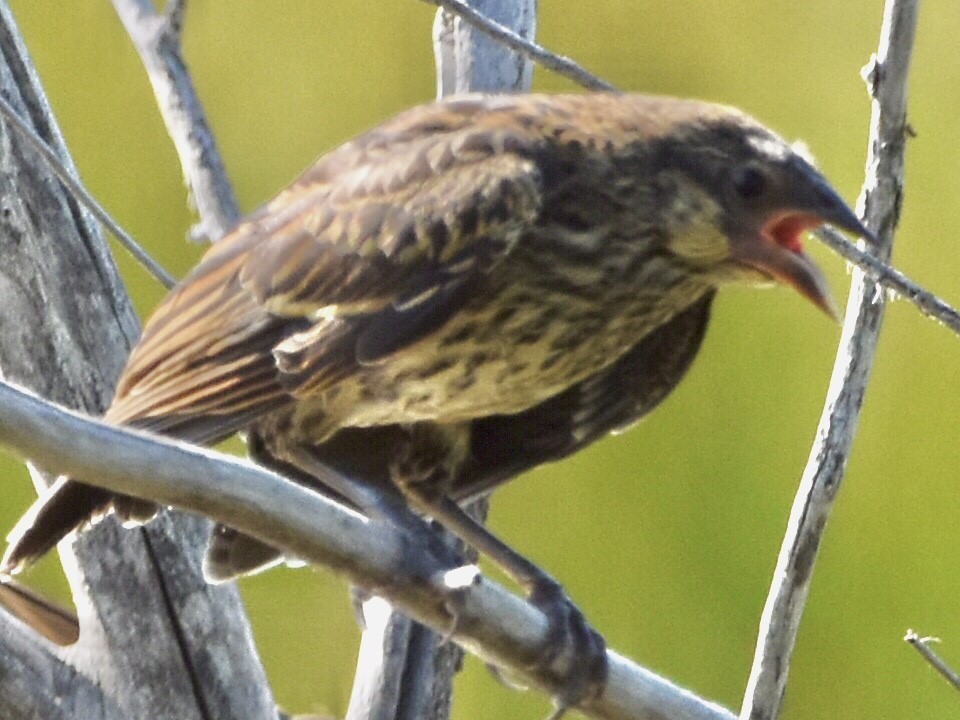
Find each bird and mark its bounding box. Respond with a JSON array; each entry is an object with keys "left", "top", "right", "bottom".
[{"left": 0, "top": 92, "right": 872, "bottom": 707}]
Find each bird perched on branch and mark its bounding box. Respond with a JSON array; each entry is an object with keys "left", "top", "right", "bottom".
[{"left": 2, "top": 92, "right": 871, "bottom": 708}]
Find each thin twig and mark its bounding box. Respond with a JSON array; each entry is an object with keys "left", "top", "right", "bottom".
[
  {"left": 0, "top": 93, "right": 176, "bottom": 288},
  {"left": 420, "top": 0, "right": 616, "bottom": 91},
  {"left": 904, "top": 631, "right": 960, "bottom": 692},
  {"left": 427, "top": 0, "right": 959, "bottom": 340},
  {"left": 816, "top": 227, "right": 960, "bottom": 335},
  {"left": 0, "top": 378, "right": 734, "bottom": 720},
  {"left": 740, "top": 2, "right": 919, "bottom": 719},
  {"left": 112, "top": 0, "right": 240, "bottom": 241}
]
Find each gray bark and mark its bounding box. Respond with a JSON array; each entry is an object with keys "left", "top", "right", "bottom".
[
  {"left": 0, "top": 374, "right": 737, "bottom": 720},
  {"left": 0, "top": 4, "right": 274, "bottom": 720}
]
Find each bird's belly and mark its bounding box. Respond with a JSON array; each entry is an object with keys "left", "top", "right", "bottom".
[
  {"left": 329, "top": 281, "right": 703, "bottom": 428},
  {"left": 347, "top": 342, "right": 568, "bottom": 425}
]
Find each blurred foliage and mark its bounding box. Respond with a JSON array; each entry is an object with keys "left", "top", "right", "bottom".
[{"left": 2, "top": 1, "right": 958, "bottom": 719}]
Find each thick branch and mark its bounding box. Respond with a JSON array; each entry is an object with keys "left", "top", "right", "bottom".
[
  {"left": 111, "top": 0, "right": 240, "bottom": 240},
  {"left": 0, "top": 613, "right": 128, "bottom": 720},
  {"left": 740, "top": 2, "right": 918, "bottom": 719},
  {"left": 0, "top": 5, "right": 274, "bottom": 720},
  {"left": 0, "top": 93, "right": 175, "bottom": 287},
  {"left": 0, "top": 380, "right": 734, "bottom": 720}
]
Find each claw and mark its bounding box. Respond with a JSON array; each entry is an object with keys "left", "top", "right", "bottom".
[
  {"left": 527, "top": 579, "right": 608, "bottom": 717},
  {"left": 485, "top": 662, "right": 529, "bottom": 691}
]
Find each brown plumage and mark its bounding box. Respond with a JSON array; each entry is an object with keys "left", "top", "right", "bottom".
[{"left": 3, "top": 92, "right": 870, "bottom": 611}]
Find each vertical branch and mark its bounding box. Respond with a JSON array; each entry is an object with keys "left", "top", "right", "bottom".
[
  {"left": 0, "top": 3, "right": 274, "bottom": 720},
  {"left": 104, "top": 2, "right": 279, "bottom": 719},
  {"left": 739, "top": 2, "right": 918, "bottom": 719},
  {"left": 344, "top": 3, "right": 535, "bottom": 720},
  {"left": 433, "top": 0, "right": 536, "bottom": 93}
]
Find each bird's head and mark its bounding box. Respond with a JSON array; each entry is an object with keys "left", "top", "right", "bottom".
[{"left": 619, "top": 98, "right": 874, "bottom": 318}]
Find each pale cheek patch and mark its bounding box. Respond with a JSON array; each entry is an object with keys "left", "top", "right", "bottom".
[{"left": 664, "top": 193, "right": 730, "bottom": 267}]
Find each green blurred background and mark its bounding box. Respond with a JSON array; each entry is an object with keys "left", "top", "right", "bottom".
[{"left": 3, "top": 1, "right": 958, "bottom": 718}]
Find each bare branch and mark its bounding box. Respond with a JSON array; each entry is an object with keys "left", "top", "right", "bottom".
[
  {"left": 905, "top": 631, "right": 960, "bottom": 692},
  {"left": 0, "top": 379, "right": 735, "bottom": 720},
  {"left": 111, "top": 0, "right": 240, "bottom": 241},
  {"left": 420, "top": 0, "right": 615, "bottom": 91},
  {"left": 816, "top": 226, "right": 960, "bottom": 336},
  {"left": 740, "top": 2, "right": 919, "bottom": 719},
  {"left": 0, "top": 92, "right": 176, "bottom": 288}
]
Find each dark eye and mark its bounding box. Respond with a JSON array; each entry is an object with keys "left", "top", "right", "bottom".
[{"left": 733, "top": 166, "right": 766, "bottom": 199}]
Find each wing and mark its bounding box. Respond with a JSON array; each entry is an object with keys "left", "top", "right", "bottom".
[
  {"left": 452, "top": 291, "right": 715, "bottom": 500},
  {"left": 107, "top": 99, "right": 546, "bottom": 431},
  {"left": 243, "top": 119, "right": 546, "bottom": 394}
]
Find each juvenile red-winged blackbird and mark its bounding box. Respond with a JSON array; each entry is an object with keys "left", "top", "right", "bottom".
[{"left": 2, "top": 92, "right": 871, "bottom": 706}]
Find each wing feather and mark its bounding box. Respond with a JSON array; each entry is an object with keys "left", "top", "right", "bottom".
[{"left": 106, "top": 98, "right": 548, "bottom": 431}]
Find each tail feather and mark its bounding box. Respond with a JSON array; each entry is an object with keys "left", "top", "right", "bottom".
[
  {"left": 203, "top": 524, "right": 284, "bottom": 583},
  {"left": 1, "top": 477, "right": 112, "bottom": 575},
  {"left": 0, "top": 578, "right": 79, "bottom": 645}
]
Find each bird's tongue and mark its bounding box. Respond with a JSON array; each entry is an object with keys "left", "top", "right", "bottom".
[
  {"left": 736, "top": 211, "right": 838, "bottom": 319},
  {"left": 764, "top": 212, "right": 822, "bottom": 255}
]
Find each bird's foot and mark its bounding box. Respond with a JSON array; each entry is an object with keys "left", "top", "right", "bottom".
[{"left": 528, "top": 578, "right": 608, "bottom": 719}]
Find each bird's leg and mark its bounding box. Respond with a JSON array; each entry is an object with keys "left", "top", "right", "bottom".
[
  {"left": 391, "top": 425, "right": 608, "bottom": 717},
  {"left": 255, "top": 427, "right": 420, "bottom": 531},
  {"left": 261, "top": 433, "right": 464, "bottom": 572}
]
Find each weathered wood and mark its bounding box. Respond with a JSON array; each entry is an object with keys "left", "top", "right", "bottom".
[
  {"left": 0, "top": 377, "right": 737, "bottom": 720},
  {"left": 0, "top": 4, "right": 274, "bottom": 719},
  {"left": 740, "top": 1, "right": 919, "bottom": 718}
]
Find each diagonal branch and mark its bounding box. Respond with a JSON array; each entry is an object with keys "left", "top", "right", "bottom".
[
  {"left": 111, "top": 0, "right": 240, "bottom": 241},
  {"left": 905, "top": 631, "right": 960, "bottom": 692},
  {"left": 815, "top": 226, "right": 960, "bottom": 335},
  {"left": 0, "top": 92, "right": 176, "bottom": 288},
  {"left": 420, "top": 0, "right": 615, "bottom": 91},
  {"left": 419, "top": 0, "right": 960, "bottom": 341},
  {"left": 739, "top": 2, "right": 919, "bottom": 719},
  {"left": 0, "top": 379, "right": 734, "bottom": 720}
]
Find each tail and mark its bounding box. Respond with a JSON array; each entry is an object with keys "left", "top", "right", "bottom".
[
  {"left": 0, "top": 577, "right": 79, "bottom": 645},
  {"left": 203, "top": 524, "right": 284, "bottom": 583},
  {"left": 1, "top": 477, "right": 111, "bottom": 575}
]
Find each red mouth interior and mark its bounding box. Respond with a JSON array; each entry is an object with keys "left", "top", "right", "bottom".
[{"left": 763, "top": 213, "right": 823, "bottom": 255}]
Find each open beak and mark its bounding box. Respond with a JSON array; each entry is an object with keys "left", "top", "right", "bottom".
[
  {"left": 735, "top": 212, "right": 840, "bottom": 319},
  {"left": 732, "top": 169, "right": 875, "bottom": 321}
]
